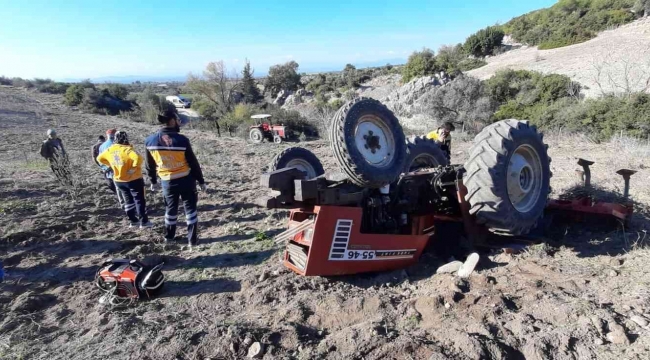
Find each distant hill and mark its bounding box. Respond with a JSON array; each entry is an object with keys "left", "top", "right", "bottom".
[{"left": 61, "top": 75, "right": 188, "bottom": 84}]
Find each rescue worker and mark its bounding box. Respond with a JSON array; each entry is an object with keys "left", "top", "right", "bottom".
[
  {"left": 40, "top": 129, "right": 71, "bottom": 184},
  {"left": 426, "top": 121, "right": 455, "bottom": 162},
  {"left": 98, "top": 129, "right": 125, "bottom": 208},
  {"left": 92, "top": 135, "right": 106, "bottom": 167},
  {"left": 145, "top": 108, "right": 206, "bottom": 249},
  {"left": 97, "top": 131, "right": 152, "bottom": 228}
]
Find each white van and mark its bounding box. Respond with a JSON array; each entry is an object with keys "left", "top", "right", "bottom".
[{"left": 165, "top": 95, "right": 191, "bottom": 108}]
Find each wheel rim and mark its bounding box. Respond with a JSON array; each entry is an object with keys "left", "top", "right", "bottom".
[
  {"left": 354, "top": 115, "right": 395, "bottom": 168},
  {"left": 507, "top": 144, "right": 543, "bottom": 213},
  {"left": 409, "top": 153, "right": 440, "bottom": 171},
  {"left": 286, "top": 159, "right": 317, "bottom": 178},
  {"left": 250, "top": 130, "right": 262, "bottom": 142}
]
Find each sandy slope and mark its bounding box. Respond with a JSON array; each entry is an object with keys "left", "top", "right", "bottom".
[
  {"left": 468, "top": 17, "right": 650, "bottom": 98},
  {"left": 1, "top": 87, "right": 650, "bottom": 359}
]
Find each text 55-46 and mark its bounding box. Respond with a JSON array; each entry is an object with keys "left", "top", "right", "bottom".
[{"left": 347, "top": 250, "right": 375, "bottom": 260}]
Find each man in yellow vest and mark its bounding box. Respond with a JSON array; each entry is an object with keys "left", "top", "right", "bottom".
[
  {"left": 97, "top": 131, "right": 151, "bottom": 228},
  {"left": 426, "top": 122, "right": 455, "bottom": 162}
]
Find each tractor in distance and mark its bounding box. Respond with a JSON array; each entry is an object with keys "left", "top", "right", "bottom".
[{"left": 249, "top": 114, "right": 287, "bottom": 144}]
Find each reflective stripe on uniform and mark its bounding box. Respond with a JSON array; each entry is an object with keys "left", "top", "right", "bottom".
[{"left": 146, "top": 146, "right": 187, "bottom": 151}]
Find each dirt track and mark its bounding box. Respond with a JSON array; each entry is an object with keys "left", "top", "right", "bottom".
[{"left": 1, "top": 86, "right": 650, "bottom": 359}]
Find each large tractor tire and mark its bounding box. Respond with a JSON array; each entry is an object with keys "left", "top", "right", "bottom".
[
  {"left": 404, "top": 136, "right": 449, "bottom": 172},
  {"left": 269, "top": 147, "right": 325, "bottom": 179},
  {"left": 329, "top": 98, "right": 407, "bottom": 188},
  {"left": 249, "top": 128, "right": 263, "bottom": 143},
  {"left": 463, "top": 120, "right": 551, "bottom": 235}
]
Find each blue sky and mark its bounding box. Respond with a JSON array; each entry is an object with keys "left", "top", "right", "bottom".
[{"left": 0, "top": 0, "right": 555, "bottom": 80}]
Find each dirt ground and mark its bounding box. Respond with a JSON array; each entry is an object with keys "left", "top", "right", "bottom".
[{"left": 1, "top": 86, "right": 650, "bottom": 360}]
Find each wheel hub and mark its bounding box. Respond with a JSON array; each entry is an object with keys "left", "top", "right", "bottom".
[
  {"left": 286, "top": 159, "right": 317, "bottom": 179},
  {"left": 507, "top": 145, "right": 542, "bottom": 213},
  {"left": 354, "top": 116, "right": 395, "bottom": 167}
]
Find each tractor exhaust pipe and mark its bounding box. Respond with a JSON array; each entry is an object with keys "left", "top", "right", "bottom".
[
  {"left": 616, "top": 169, "right": 637, "bottom": 199},
  {"left": 577, "top": 158, "right": 595, "bottom": 187}
]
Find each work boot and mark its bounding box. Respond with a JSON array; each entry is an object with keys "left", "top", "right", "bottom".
[{"left": 140, "top": 221, "right": 153, "bottom": 229}]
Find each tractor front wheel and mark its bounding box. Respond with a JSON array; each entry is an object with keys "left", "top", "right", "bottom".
[
  {"left": 329, "top": 98, "right": 407, "bottom": 188},
  {"left": 273, "top": 135, "right": 282, "bottom": 144},
  {"left": 404, "top": 136, "right": 449, "bottom": 172},
  {"left": 249, "top": 128, "right": 263, "bottom": 143},
  {"left": 269, "top": 147, "right": 324, "bottom": 179}
]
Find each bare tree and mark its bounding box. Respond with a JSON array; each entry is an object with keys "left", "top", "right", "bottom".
[
  {"left": 187, "top": 61, "right": 242, "bottom": 135},
  {"left": 416, "top": 75, "right": 496, "bottom": 133},
  {"left": 591, "top": 49, "right": 650, "bottom": 98}
]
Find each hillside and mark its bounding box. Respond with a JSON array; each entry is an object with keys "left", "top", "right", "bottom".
[
  {"left": 468, "top": 17, "right": 650, "bottom": 97},
  {"left": 2, "top": 84, "right": 650, "bottom": 360}
]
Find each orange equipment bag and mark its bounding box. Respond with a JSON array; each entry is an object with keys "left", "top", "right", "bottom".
[{"left": 95, "top": 258, "right": 164, "bottom": 305}]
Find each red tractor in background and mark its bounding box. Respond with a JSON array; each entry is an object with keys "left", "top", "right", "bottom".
[{"left": 249, "top": 114, "right": 287, "bottom": 144}]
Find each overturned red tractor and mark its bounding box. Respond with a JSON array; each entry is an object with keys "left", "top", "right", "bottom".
[{"left": 258, "top": 98, "right": 633, "bottom": 276}]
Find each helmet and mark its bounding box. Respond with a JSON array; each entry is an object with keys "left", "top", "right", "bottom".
[{"left": 47, "top": 129, "right": 57, "bottom": 137}]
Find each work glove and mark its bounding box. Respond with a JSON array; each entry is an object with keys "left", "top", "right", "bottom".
[
  {"left": 150, "top": 183, "right": 160, "bottom": 192},
  {"left": 198, "top": 183, "right": 207, "bottom": 192}
]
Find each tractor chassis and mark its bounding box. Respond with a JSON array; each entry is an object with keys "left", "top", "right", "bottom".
[{"left": 260, "top": 166, "right": 634, "bottom": 276}]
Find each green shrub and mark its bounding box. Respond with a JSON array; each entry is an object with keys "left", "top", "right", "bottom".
[
  {"left": 463, "top": 25, "right": 505, "bottom": 57},
  {"left": 0, "top": 76, "right": 11, "bottom": 85},
  {"left": 103, "top": 83, "right": 129, "bottom": 100},
  {"left": 11, "top": 77, "right": 34, "bottom": 88},
  {"left": 264, "top": 61, "right": 301, "bottom": 97},
  {"left": 130, "top": 87, "right": 174, "bottom": 124},
  {"left": 436, "top": 44, "right": 467, "bottom": 75},
  {"left": 64, "top": 81, "right": 95, "bottom": 106},
  {"left": 38, "top": 82, "right": 70, "bottom": 94},
  {"left": 402, "top": 48, "right": 438, "bottom": 82},
  {"left": 81, "top": 88, "right": 133, "bottom": 115},
  {"left": 504, "top": 0, "right": 636, "bottom": 49}
]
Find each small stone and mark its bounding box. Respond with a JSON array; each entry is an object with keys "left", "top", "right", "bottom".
[
  {"left": 630, "top": 315, "right": 649, "bottom": 328},
  {"left": 247, "top": 342, "right": 263, "bottom": 358},
  {"left": 444, "top": 302, "right": 451, "bottom": 309},
  {"left": 622, "top": 304, "right": 632, "bottom": 311},
  {"left": 609, "top": 270, "right": 618, "bottom": 277},
  {"left": 436, "top": 261, "right": 463, "bottom": 274},
  {"left": 610, "top": 258, "right": 624, "bottom": 266},
  {"left": 272, "top": 270, "right": 280, "bottom": 276},
  {"left": 258, "top": 272, "right": 268, "bottom": 282},
  {"left": 606, "top": 323, "right": 630, "bottom": 345},
  {"left": 594, "top": 338, "right": 604, "bottom": 346},
  {"left": 458, "top": 253, "right": 480, "bottom": 278}
]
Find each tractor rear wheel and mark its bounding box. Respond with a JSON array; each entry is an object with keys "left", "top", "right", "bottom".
[
  {"left": 404, "top": 136, "right": 449, "bottom": 172},
  {"left": 269, "top": 147, "right": 325, "bottom": 179},
  {"left": 463, "top": 120, "right": 551, "bottom": 235},
  {"left": 329, "top": 98, "right": 407, "bottom": 188},
  {"left": 250, "top": 128, "right": 263, "bottom": 143}
]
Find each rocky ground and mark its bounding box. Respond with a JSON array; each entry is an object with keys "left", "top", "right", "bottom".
[
  {"left": 468, "top": 17, "right": 650, "bottom": 98},
  {"left": 1, "top": 86, "right": 650, "bottom": 359}
]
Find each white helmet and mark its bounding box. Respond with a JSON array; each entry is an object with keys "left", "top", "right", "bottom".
[{"left": 47, "top": 129, "right": 57, "bottom": 137}]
